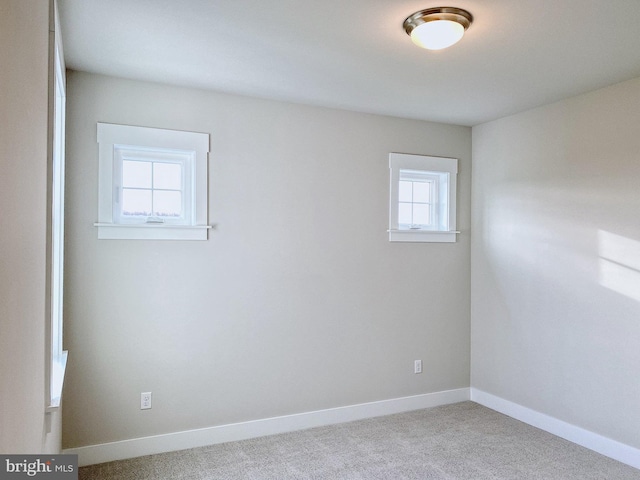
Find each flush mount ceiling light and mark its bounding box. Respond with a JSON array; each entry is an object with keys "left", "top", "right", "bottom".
[{"left": 403, "top": 7, "right": 473, "bottom": 50}]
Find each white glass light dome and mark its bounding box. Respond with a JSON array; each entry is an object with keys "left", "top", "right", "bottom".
[{"left": 403, "top": 7, "right": 473, "bottom": 51}]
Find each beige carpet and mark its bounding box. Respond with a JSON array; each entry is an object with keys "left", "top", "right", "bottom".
[{"left": 79, "top": 402, "right": 639, "bottom": 479}]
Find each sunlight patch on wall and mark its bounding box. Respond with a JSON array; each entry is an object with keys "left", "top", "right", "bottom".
[{"left": 598, "top": 230, "right": 640, "bottom": 302}]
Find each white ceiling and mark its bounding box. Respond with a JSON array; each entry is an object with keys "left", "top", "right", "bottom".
[{"left": 58, "top": 0, "right": 640, "bottom": 126}]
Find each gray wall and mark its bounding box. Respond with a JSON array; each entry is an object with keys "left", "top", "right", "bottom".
[
  {"left": 0, "top": 0, "right": 62, "bottom": 454},
  {"left": 471, "top": 77, "right": 640, "bottom": 448},
  {"left": 62, "top": 72, "right": 472, "bottom": 448}
]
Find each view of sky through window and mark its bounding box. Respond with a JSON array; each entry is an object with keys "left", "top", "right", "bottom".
[{"left": 122, "top": 160, "right": 182, "bottom": 218}]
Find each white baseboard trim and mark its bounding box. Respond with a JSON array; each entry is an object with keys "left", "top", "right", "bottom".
[
  {"left": 470, "top": 388, "right": 640, "bottom": 471},
  {"left": 65, "top": 387, "right": 470, "bottom": 467}
]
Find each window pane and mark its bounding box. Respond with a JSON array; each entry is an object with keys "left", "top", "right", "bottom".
[
  {"left": 413, "top": 181, "right": 431, "bottom": 203},
  {"left": 398, "top": 203, "right": 412, "bottom": 225},
  {"left": 122, "top": 189, "right": 152, "bottom": 216},
  {"left": 399, "top": 181, "right": 412, "bottom": 202},
  {"left": 153, "top": 190, "right": 182, "bottom": 217},
  {"left": 413, "top": 204, "right": 431, "bottom": 226},
  {"left": 123, "top": 161, "right": 152, "bottom": 188},
  {"left": 154, "top": 162, "right": 182, "bottom": 190}
]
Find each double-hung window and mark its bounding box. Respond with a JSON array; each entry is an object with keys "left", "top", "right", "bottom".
[
  {"left": 389, "top": 153, "right": 458, "bottom": 243},
  {"left": 96, "top": 123, "right": 210, "bottom": 240}
]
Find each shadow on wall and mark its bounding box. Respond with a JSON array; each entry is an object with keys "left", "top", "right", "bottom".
[
  {"left": 599, "top": 230, "right": 640, "bottom": 303},
  {"left": 481, "top": 180, "right": 640, "bottom": 313}
]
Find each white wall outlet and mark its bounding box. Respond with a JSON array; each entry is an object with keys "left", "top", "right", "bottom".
[
  {"left": 414, "top": 360, "right": 422, "bottom": 374},
  {"left": 141, "top": 392, "right": 152, "bottom": 410}
]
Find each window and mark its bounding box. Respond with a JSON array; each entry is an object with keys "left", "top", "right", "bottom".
[
  {"left": 96, "top": 123, "right": 210, "bottom": 240},
  {"left": 47, "top": 0, "right": 68, "bottom": 411},
  {"left": 389, "top": 153, "right": 458, "bottom": 243},
  {"left": 115, "top": 147, "right": 192, "bottom": 224},
  {"left": 398, "top": 170, "right": 439, "bottom": 229}
]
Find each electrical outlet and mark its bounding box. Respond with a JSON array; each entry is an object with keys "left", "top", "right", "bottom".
[
  {"left": 141, "top": 392, "right": 152, "bottom": 410},
  {"left": 414, "top": 360, "right": 422, "bottom": 374}
]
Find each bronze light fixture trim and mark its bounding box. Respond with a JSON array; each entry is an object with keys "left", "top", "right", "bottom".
[{"left": 403, "top": 7, "right": 473, "bottom": 50}]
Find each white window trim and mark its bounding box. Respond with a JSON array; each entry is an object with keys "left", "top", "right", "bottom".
[
  {"left": 96, "top": 123, "right": 211, "bottom": 240},
  {"left": 46, "top": 0, "right": 68, "bottom": 412},
  {"left": 389, "top": 153, "right": 459, "bottom": 243}
]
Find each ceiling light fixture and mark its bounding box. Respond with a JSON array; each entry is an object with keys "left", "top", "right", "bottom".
[{"left": 403, "top": 7, "right": 473, "bottom": 51}]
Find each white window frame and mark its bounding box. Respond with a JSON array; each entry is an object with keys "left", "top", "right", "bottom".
[
  {"left": 389, "top": 153, "right": 458, "bottom": 243},
  {"left": 96, "top": 123, "right": 211, "bottom": 240}
]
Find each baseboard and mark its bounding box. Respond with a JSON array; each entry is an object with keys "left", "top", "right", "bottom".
[
  {"left": 65, "top": 387, "right": 470, "bottom": 467},
  {"left": 470, "top": 388, "right": 640, "bottom": 470}
]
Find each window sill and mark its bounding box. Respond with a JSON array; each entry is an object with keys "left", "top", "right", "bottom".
[
  {"left": 94, "top": 223, "right": 212, "bottom": 240},
  {"left": 46, "top": 350, "right": 68, "bottom": 412},
  {"left": 388, "top": 229, "right": 459, "bottom": 243}
]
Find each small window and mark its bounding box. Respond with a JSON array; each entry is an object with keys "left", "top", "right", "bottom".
[
  {"left": 96, "top": 123, "right": 210, "bottom": 240},
  {"left": 389, "top": 153, "right": 458, "bottom": 243}
]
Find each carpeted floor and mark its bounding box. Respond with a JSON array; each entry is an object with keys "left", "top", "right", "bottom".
[{"left": 78, "top": 402, "right": 640, "bottom": 479}]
